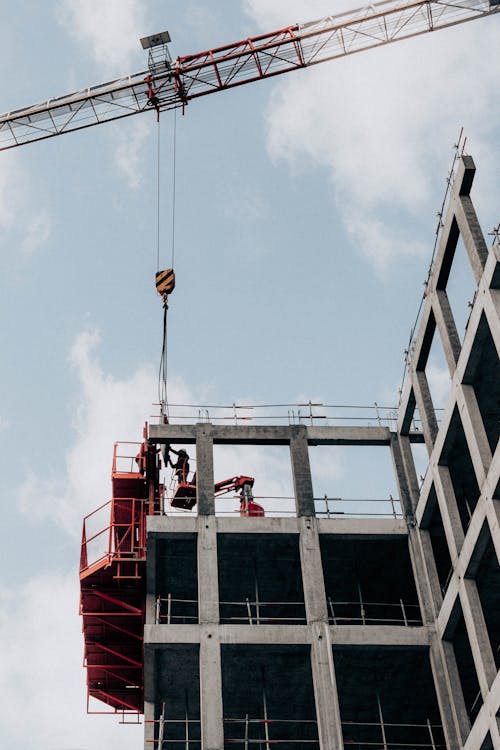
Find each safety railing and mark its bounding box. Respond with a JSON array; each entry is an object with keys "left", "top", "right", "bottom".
[
  {"left": 220, "top": 600, "right": 306, "bottom": 625},
  {"left": 315, "top": 496, "right": 402, "bottom": 519},
  {"left": 146, "top": 704, "right": 201, "bottom": 749},
  {"left": 327, "top": 598, "right": 422, "bottom": 626},
  {"left": 342, "top": 718, "right": 445, "bottom": 749},
  {"left": 112, "top": 440, "right": 143, "bottom": 474},
  {"left": 153, "top": 401, "right": 411, "bottom": 429},
  {"left": 80, "top": 497, "right": 147, "bottom": 574},
  {"left": 224, "top": 717, "right": 319, "bottom": 747},
  {"left": 155, "top": 595, "right": 198, "bottom": 624}
]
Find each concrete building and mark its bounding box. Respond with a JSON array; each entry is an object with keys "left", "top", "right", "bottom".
[{"left": 142, "top": 155, "right": 499, "bottom": 749}]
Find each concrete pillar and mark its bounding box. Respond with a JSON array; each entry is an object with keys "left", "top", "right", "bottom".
[
  {"left": 298, "top": 517, "right": 328, "bottom": 623},
  {"left": 196, "top": 424, "right": 215, "bottom": 516},
  {"left": 434, "top": 465, "right": 465, "bottom": 561},
  {"left": 412, "top": 370, "right": 439, "bottom": 453},
  {"left": 430, "top": 638, "right": 470, "bottom": 748},
  {"left": 310, "top": 625, "right": 344, "bottom": 750},
  {"left": 432, "top": 290, "right": 461, "bottom": 374},
  {"left": 459, "top": 578, "right": 497, "bottom": 694},
  {"left": 457, "top": 384, "right": 492, "bottom": 488},
  {"left": 198, "top": 515, "right": 219, "bottom": 625},
  {"left": 389, "top": 433, "right": 416, "bottom": 518},
  {"left": 200, "top": 631, "right": 224, "bottom": 750},
  {"left": 289, "top": 425, "right": 316, "bottom": 517}
]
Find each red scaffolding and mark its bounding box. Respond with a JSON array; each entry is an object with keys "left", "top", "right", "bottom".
[{"left": 79, "top": 438, "right": 160, "bottom": 714}]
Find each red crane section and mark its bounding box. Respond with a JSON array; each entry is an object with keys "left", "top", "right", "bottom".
[
  {"left": 79, "top": 436, "right": 161, "bottom": 715},
  {"left": 0, "top": 0, "right": 498, "bottom": 150}
]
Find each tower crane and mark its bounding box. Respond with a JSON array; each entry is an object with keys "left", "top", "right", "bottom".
[{"left": 0, "top": 0, "right": 498, "bottom": 151}]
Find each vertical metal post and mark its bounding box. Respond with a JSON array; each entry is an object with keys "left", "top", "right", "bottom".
[
  {"left": 167, "top": 592, "right": 172, "bottom": 624},
  {"left": 158, "top": 702, "right": 166, "bottom": 750},
  {"left": 389, "top": 494, "right": 396, "bottom": 518},
  {"left": 358, "top": 582, "right": 366, "bottom": 625},
  {"left": 427, "top": 718, "right": 436, "bottom": 750},
  {"left": 262, "top": 683, "right": 271, "bottom": 750},
  {"left": 255, "top": 577, "right": 261, "bottom": 625},
  {"left": 254, "top": 559, "right": 261, "bottom": 625},
  {"left": 185, "top": 708, "right": 189, "bottom": 750},
  {"left": 246, "top": 597, "right": 253, "bottom": 625},
  {"left": 244, "top": 714, "right": 249, "bottom": 750},
  {"left": 377, "top": 694, "right": 388, "bottom": 750},
  {"left": 155, "top": 595, "right": 161, "bottom": 624},
  {"left": 328, "top": 596, "right": 337, "bottom": 625},
  {"left": 400, "top": 598, "right": 408, "bottom": 626}
]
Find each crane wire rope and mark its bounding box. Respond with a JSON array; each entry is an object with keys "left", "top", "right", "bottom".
[{"left": 157, "top": 110, "right": 179, "bottom": 422}]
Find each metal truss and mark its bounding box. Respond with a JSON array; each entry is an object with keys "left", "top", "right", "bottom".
[{"left": 0, "top": 0, "right": 498, "bottom": 150}]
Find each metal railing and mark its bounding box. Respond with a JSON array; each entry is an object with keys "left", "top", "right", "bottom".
[
  {"left": 315, "top": 496, "right": 402, "bottom": 519},
  {"left": 327, "top": 598, "right": 422, "bottom": 626},
  {"left": 155, "top": 595, "right": 198, "bottom": 625},
  {"left": 220, "top": 599, "right": 306, "bottom": 625},
  {"left": 153, "top": 401, "right": 407, "bottom": 428},
  {"left": 80, "top": 497, "right": 147, "bottom": 574}
]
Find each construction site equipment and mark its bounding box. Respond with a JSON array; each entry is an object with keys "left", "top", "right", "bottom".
[
  {"left": 0, "top": 1, "right": 499, "bottom": 150},
  {"left": 79, "top": 431, "right": 162, "bottom": 714},
  {"left": 171, "top": 471, "right": 265, "bottom": 516},
  {"left": 155, "top": 268, "right": 175, "bottom": 301}
]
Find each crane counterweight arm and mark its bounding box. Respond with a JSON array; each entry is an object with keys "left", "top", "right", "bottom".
[{"left": 0, "top": 0, "right": 498, "bottom": 150}]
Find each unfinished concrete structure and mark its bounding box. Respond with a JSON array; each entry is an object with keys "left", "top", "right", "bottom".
[{"left": 143, "top": 156, "right": 499, "bottom": 750}]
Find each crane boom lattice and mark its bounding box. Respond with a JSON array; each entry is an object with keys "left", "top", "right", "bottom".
[{"left": 0, "top": 0, "right": 498, "bottom": 150}]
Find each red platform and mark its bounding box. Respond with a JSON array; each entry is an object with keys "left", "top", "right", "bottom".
[{"left": 79, "top": 441, "right": 155, "bottom": 715}]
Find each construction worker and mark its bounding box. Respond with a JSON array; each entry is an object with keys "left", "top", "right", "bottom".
[{"left": 168, "top": 447, "right": 190, "bottom": 484}]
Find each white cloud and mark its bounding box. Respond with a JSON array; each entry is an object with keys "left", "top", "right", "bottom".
[
  {"left": 0, "top": 571, "right": 142, "bottom": 750},
  {"left": 17, "top": 328, "right": 194, "bottom": 536},
  {"left": 114, "top": 117, "right": 153, "bottom": 189},
  {"left": 21, "top": 209, "right": 51, "bottom": 255},
  {"left": 244, "top": 0, "right": 350, "bottom": 28},
  {"left": 0, "top": 153, "right": 51, "bottom": 256},
  {"left": 245, "top": 1, "right": 500, "bottom": 274},
  {"left": 57, "top": 0, "right": 149, "bottom": 75}
]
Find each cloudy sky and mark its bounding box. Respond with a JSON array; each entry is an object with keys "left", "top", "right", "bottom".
[{"left": 0, "top": 1, "right": 498, "bottom": 748}]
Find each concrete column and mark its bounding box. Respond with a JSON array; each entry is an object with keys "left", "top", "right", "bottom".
[
  {"left": 196, "top": 424, "right": 215, "bottom": 516},
  {"left": 143, "top": 698, "right": 156, "bottom": 750},
  {"left": 389, "top": 433, "right": 416, "bottom": 518},
  {"left": 198, "top": 515, "right": 219, "bottom": 624},
  {"left": 459, "top": 578, "right": 497, "bottom": 694},
  {"left": 434, "top": 465, "right": 465, "bottom": 561},
  {"left": 398, "top": 434, "right": 422, "bottom": 513},
  {"left": 455, "top": 193, "right": 488, "bottom": 284},
  {"left": 310, "top": 625, "right": 343, "bottom": 750},
  {"left": 457, "top": 384, "right": 492, "bottom": 488},
  {"left": 430, "top": 638, "right": 470, "bottom": 748},
  {"left": 432, "top": 290, "right": 461, "bottom": 374},
  {"left": 200, "top": 631, "right": 224, "bottom": 750},
  {"left": 412, "top": 370, "right": 439, "bottom": 454},
  {"left": 298, "top": 517, "right": 328, "bottom": 623},
  {"left": 289, "top": 425, "right": 316, "bottom": 517},
  {"left": 407, "top": 526, "right": 441, "bottom": 625}
]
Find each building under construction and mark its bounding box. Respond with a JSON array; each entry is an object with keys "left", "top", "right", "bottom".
[{"left": 79, "top": 154, "right": 500, "bottom": 750}]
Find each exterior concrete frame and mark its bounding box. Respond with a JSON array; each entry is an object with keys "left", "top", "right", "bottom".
[{"left": 143, "top": 155, "right": 499, "bottom": 750}]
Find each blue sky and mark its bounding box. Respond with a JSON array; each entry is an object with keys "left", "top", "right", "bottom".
[{"left": 0, "top": 1, "right": 499, "bottom": 748}]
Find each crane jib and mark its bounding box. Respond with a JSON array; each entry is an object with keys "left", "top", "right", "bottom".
[{"left": 0, "top": 0, "right": 498, "bottom": 150}]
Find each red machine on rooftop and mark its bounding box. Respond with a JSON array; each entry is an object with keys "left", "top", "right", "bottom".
[{"left": 171, "top": 469, "right": 265, "bottom": 517}]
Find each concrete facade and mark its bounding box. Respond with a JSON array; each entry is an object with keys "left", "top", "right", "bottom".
[{"left": 143, "top": 157, "right": 499, "bottom": 750}]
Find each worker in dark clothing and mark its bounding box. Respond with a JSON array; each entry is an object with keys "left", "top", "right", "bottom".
[{"left": 168, "top": 447, "right": 190, "bottom": 484}]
